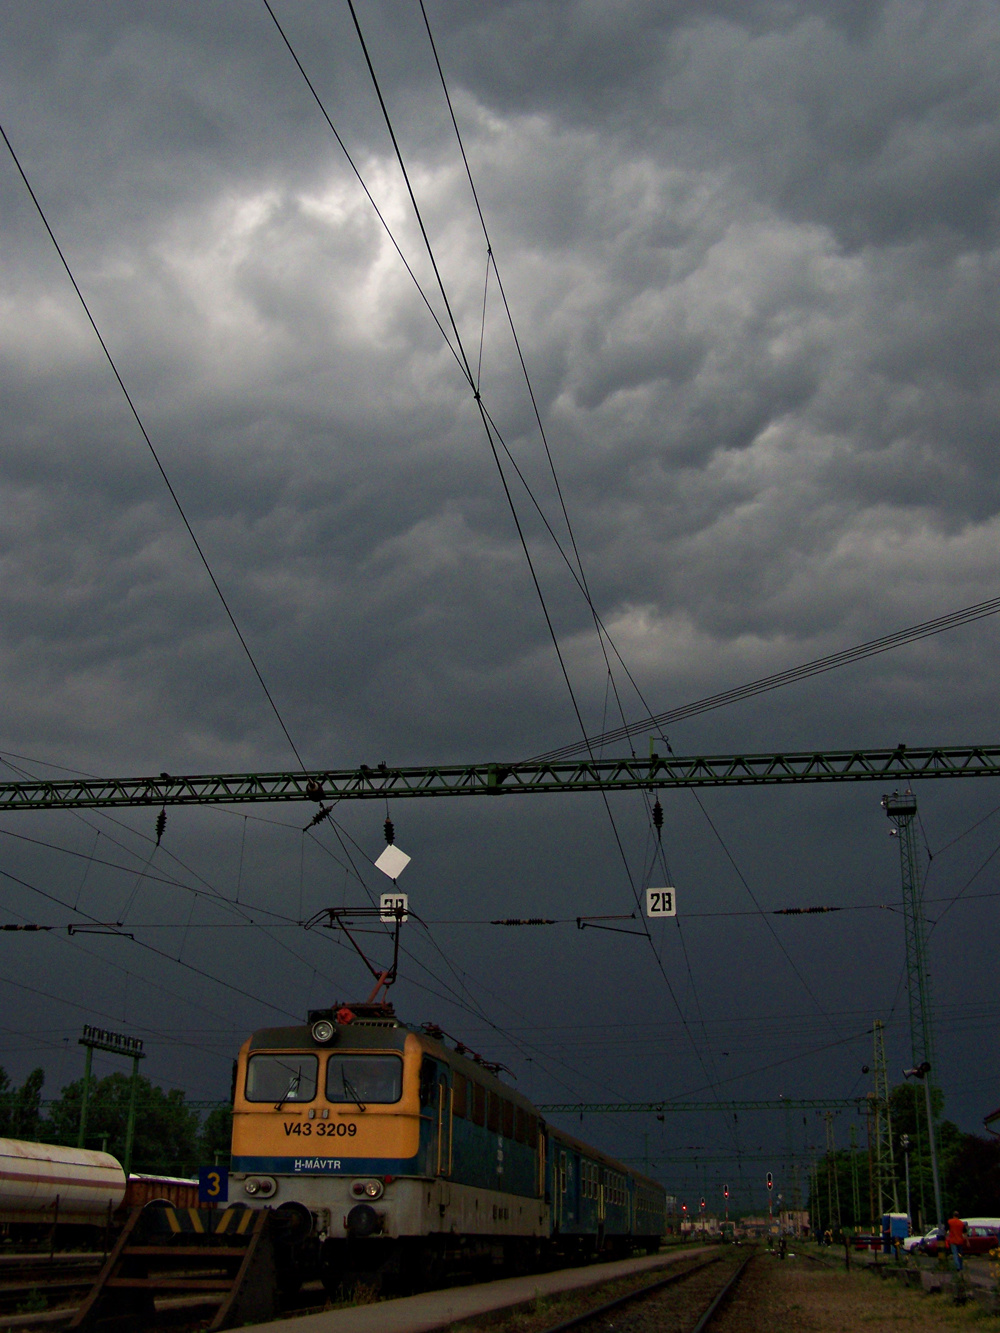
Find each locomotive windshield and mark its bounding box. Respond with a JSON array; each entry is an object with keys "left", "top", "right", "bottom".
[
  {"left": 245, "top": 1053, "right": 318, "bottom": 1103},
  {"left": 326, "top": 1054, "right": 403, "bottom": 1105}
]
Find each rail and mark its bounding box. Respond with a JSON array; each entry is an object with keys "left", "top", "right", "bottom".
[{"left": 535, "top": 1250, "right": 754, "bottom": 1333}]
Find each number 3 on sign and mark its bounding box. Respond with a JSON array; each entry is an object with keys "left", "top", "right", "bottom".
[{"left": 646, "top": 887, "right": 676, "bottom": 917}]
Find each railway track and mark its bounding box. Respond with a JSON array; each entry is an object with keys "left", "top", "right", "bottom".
[
  {"left": 534, "top": 1249, "right": 755, "bottom": 1333},
  {"left": 0, "top": 1255, "right": 104, "bottom": 1319}
]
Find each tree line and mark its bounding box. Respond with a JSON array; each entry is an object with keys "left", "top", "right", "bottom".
[
  {"left": 0, "top": 1065, "right": 231, "bottom": 1177},
  {"left": 809, "top": 1082, "right": 1000, "bottom": 1232}
]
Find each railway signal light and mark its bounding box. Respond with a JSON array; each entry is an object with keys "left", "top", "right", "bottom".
[
  {"left": 724, "top": 1184, "right": 729, "bottom": 1199},
  {"left": 766, "top": 1172, "right": 773, "bottom": 1191}
]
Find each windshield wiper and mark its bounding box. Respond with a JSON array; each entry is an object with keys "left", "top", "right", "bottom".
[
  {"left": 275, "top": 1073, "right": 301, "bottom": 1112},
  {"left": 342, "top": 1071, "right": 366, "bottom": 1113}
]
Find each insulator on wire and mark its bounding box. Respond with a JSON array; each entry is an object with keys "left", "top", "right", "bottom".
[
  {"left": 652, "top": 799, "right": 663, "bottom": 833},
  {"left": 384, "top": 817, "right": 395, "bottom": 846},
  {"left": 155, "top": 808, "right": 167, "bottom": 846}
]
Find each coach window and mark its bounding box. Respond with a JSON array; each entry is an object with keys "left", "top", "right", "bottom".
[
  {"left": 515, "top": 1106, "right": 526, "bottom": 1143},
  {"left": 526, "top": 1113, "right": 538, "bottom": 1148},
  {"left": 502, "top": 1099, "right": 515, "bottom": 1139},
  {"left": 326, "top": 1054, "right": 403, "bottom": 1105},
  {"left": 453, "top": 1072, "right": 467, "bottom": 1118},
  {"left": 245, "top": 1053, "right": 317, "bottom": 1103},
  {"left": 487, "top": 1091, "right": 500, "bottom": 1133},
  {"left": 471, "top": 1082, "right": 486, "bottom": 1126}
]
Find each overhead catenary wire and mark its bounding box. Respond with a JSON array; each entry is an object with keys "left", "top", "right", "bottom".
[
  {"left": 343, "top": 5, "right": 739, "bottom": 1103},
  {"left": 0, "top": 120, "right": 305, "bottom": 771},
  {"left": 1, "top": 741, "right": 630, "bottom": 1110},
  {"left": 532, "top": 592, "right": 1000, "bottom": 764}
]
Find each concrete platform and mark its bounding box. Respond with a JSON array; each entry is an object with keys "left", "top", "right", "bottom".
[{"left": 257, "top": 1246, "right": 714, "bottom": 1333}]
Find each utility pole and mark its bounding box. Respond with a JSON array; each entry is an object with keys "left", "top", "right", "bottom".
[
  {"left": 866, "top": 1094, "right": 876, "bottom": 1229},
  {"left": 824, "top": 1111, "right": 842, "bottom": 1233},
  {"left": 783, "top": 1100, "right": 801, "bottom": 1209},
  {"left": 849, "top": 1124, "right": 861, "bottom": 1228},
  {"left": 900, "top": 1133, "right": 912, "bottom": 1226},
  {"left": 872, "top": 1020, "right": 900, "bottom": 1216}
]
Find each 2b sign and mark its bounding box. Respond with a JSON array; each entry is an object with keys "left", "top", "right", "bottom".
[
  {"left": 646, "top": 887, "right": 676, "bottom": 917},
  {"left": 380, "top": 893, "right": 409, "bottom": 923}
]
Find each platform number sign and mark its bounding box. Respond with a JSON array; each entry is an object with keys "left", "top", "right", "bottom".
[
  {"left": 198, "top": 1165, "right": 228, "bottom": 1204},
  {"left": 646, "top": 887, "right": 676, "bottom": 917},
  {"left": 379, "top": 892, "right": 409, "bottom": 923}
]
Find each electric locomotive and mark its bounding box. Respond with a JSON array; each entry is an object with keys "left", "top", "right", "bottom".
[{"left": 230, "top": 1001, "right": 666, "bottom": 1292}]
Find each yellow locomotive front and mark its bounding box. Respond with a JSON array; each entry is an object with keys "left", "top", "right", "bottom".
[
  {"left": 231, "top": 1003, "right": 550, "bottom": 1291},
  {"left": 230, "top": 1005, "right": 452, "bottom": 1288}
]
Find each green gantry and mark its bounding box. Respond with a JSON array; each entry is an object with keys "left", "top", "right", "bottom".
[{"left": 1, "top": 742, "right": 999, "bottom": 810}]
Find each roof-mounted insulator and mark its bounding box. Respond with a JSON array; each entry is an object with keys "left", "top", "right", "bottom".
[
  {"left": 155, "top": 808, "right": 167, "bottom": 846},
  {"left": 652, "top": 799, "right": 663, "bottom": 833},
  {"left": 384, "top": 817, "right": 395, "bottom": 846}
]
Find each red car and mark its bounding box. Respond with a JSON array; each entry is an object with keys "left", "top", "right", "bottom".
[{"left": 921, "top": 1224, "right": 998, "bottom": 1257}]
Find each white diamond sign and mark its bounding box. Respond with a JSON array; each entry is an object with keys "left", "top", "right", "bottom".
[{"left": 374, "top": 843, "right": 411, "bottom": 880}]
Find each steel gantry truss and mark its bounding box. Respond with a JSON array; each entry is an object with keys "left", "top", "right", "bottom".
[{"left": 2, "top": 743, "right": 1000, "bottom": 811}]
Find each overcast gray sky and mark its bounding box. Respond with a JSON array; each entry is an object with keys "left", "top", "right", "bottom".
[{"left": 2, "top": 0, "right": 999, "bottom": 1212}]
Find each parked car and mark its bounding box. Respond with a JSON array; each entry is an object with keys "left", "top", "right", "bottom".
[
  {"left": 920, "top": 1224, "right": 998, "bottom": 1257},
  {"left": 903, "top": 1227, "right": 941, "bottom": 1253},
  {"left": 852, "top": 1232, "right": 880, "bottom": 1250}
]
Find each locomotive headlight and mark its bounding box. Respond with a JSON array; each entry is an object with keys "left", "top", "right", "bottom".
[
  {"left": 311, "top": 1018, "right": 337, "bottom": 1045},
  {"left": 245, "top": 1176, "right": 276, "bottom": 1198},
  {"left": 350, "top": 1178, "right": 384, "bottom": 1200}
]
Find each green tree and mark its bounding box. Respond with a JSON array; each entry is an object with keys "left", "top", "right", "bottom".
[
  {"left": 944, "top": 1134, "right": 1000, "bottom": 1216},
  {"left": 43, "top": 1072, "right": 200, "bottom": 1175},
  {"left": 197, "top": 1105, "right": 233, "bottom": 1165},
  {"left": 0, "top": 1066, "right": 45, "bottom": 1141}
]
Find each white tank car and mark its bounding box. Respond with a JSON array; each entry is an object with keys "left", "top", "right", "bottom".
[{"left": 0, "top": 1137, "right": 127, "bottom": 1225}]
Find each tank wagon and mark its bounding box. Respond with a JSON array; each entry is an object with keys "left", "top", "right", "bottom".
[
  {"left": 0, "top": 1137, "right": 199, "bottom": 1243},
  {"left": 230, "top": 1002, "right": 666, "bottom": 1291},
  {"left": 0, "top": 1138, "right": 126, "bottom": 1229}
]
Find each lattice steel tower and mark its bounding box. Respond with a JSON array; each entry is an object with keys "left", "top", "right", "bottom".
[
  {"left": 872, "top": 1019, "right": 900, "bottom": 1215},
  {"left": 882, "top": 791, "right": 935, "bottom": 1071}
]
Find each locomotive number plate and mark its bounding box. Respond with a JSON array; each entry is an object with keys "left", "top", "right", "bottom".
[{"left": 283, "top": 1121, "right": 358, "bottom": 1137}]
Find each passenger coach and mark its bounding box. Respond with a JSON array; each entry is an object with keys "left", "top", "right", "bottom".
[{"left": 230, "top": 1003, "right": 665, "bottom": 1290}]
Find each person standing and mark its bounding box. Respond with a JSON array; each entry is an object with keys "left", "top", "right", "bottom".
[{"left": 946, "top": 1211, "right": 967, "bottom": 1271}]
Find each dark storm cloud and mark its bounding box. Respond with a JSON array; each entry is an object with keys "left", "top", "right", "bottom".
[{"left": 1, "top": 0, "right": 999, "bottom": 1199}]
